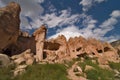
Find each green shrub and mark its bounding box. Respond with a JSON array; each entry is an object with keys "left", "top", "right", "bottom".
[
  {"left": 109, "top": 62, "right": 120, "bottom": 71},
  {"left": 0, "top": 65, "right": 15, "bottom": 80},
  {"left": 86, "top": 68, "right": 114, "bottom": 80},
  {"left": 78, "top": 59, "right": 115, "bottom": 80},
  {"left": 78, "top": 58, "right": 98, "bottom": 71},
  {"left": 14, "top": 63, "right": 69, "bottom": 80}
]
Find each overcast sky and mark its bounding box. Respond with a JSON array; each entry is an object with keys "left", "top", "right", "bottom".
[{"left": 0, "top": 0, "right": 120, "bottom": 42}]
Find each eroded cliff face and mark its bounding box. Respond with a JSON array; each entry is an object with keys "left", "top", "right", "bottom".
[
  {"left": 0, "top": 2, "right": 119, "bottom": 65},
  {"left": 44, "top": 35, "right": 70, "bottom": 63},
  {"left": 14, "top": 32, "right": 36, "bottom": 55},
  {"left": 44, "top": 35, "right": 119, "bottom": 64},
  {"left": 0, "top": 2, "right": 21, "bottom": 52}
]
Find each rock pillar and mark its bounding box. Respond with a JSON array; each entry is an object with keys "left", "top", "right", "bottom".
[{"left": 33, "top": 25, "right": 47, "bottom": 62}]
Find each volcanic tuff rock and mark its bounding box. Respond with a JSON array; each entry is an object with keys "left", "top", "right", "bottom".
[
  {"left": 1, "top": 2, "right": 120, "bottom": 79},
  {"left": 0, "top": 2, "right": 119, "bottom": 65},
  {"left": 44, "top": 35, "right": 70, "bottom": 63},
  {"left": 33, "top": 25, "right": 47, "bottom": 62},
  {"left": 0, "top": 2, "right": 21, "bottom": 52},
  {"left": 44, "top": 35, "right": 119, "bottom": 64},
  {"left": 11, "top": 49, "right": 34, "bottom": 76}
]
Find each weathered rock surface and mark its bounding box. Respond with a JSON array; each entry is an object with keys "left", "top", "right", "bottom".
[
  {"left": 67, "top": 62, "right": 86, "bottom": 80},
  {"left": 0, "top": 2, "right": 20, "bottom": 52},
  {"left": 14, "top": 64, "right": 27, "bottom": 77},
  {"left": 11, "top": 49, "right": 34, "bottom": 76},
  {"left": 33, "top": 25, "right": 47, "bottom": 62},
  {"left": 44, "top": 35, "right": 70, "bottom": 63},
  {"left": 11, "top": 49, "right": 34, "bottom": 65},
  {"left": 0, "top": 2, "right": 120, "bottom": 79},
  {"left": 0, "top": 2, "right": 120, "bottom": 80},
  {"left": 0, "top": 2, "right": 119, "bottom": 66},
  {"left": 44, "top": 35, "right": 119, "bottom": 64},
  {"left": 84, "top": 65, "right": 95, "bottom": 71},
  {"left": 0, "top": 53, "right": 10, "bottom": 67},
  {"left": 15, "top": 35, "right": 36, "bottom": 55}
]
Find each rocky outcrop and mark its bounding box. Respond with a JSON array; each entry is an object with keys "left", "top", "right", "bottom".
[
  {"left": 11, "top": 49, "right": 34, "bottom": 65},
  {"left": 19, "top": 31, "right": 30, "bottom": 37},
  {"left": 44, "top": 35, "right": 119, "bottom": 64},
  {"left": 44, "top": 35, "right": 70, "bottom": 63},
  {"left": 14, "top": 65, "right": 27, "bottom": 77},
  {"left": 0, "top": 2, "right": 119, "bottom": 65},
  {"left": 0, "top": 2, "right": 21, "bottom": 52},
  {"left": 68, "top": 37, "right": 103, "bottom": 58},
  {"left": 1, "top": 2, "right": 120, "bottom": 79},
  {"left": 67, "top": 62, "right": 86, "bottom": 80},
  {"left": 33, "top": 25, "right": 47, "bottom": 62},
  {"left": 11, "top": 49, "right": 34, "bottom": 76},
  {"left": 15, "top": 34, "right": 36, "bottom": 55}
]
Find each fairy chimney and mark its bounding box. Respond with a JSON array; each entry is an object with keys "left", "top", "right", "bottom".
[{"left": 33, "top": 25, "right": 47, "bottom": 62}]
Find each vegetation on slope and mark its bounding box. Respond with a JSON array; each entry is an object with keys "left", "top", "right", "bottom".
[
  {"left": 0, "top": 65, "right": 15, "bottom": 80},
  {"left": 77, "top": 58, "right": 116, "bottom": 80},
  {"left": 0, "top": 63, "right": 69, "bottom": 80},
  {"left": 14, "top": 63, "right": 69, "bottom": 80},
  {"left": 0, "top": 58, "right": 120, "bottom": 80}
]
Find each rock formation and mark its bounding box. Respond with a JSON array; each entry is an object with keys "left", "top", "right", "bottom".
[
  {"left": 11, "top": 49, "right": 34, "bottom": 65},
  {"left": 0, "top": 0, "right": 119, "bottom": 67},
  {"left": 0, "top": 2, "right": 120, "bottom": 79},
  {"left": 0, "top": 2, "right": 119, "bottom": 65},
  {"left": 0, "top": 2, "right": 21, "bottom": 52},
  {"left": 15, "top": 33, "right": 36, "bottom": 55},
  {"left": 11, "top": 49, "right": 34, "bottom": 76},
  {"left": 43, "top": 35, "right": 71, "bottom": 63},
  {"left": 44, "top": 35, "right": 119, "bottom": 64},
  {"left": 33, "top": 25, "right": 47, "bottom": 62}
]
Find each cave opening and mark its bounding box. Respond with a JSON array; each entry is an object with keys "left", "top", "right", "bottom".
[
  {"left": 97, "top": 50, "right": 103, "bottom": 53},
  {"left": 43, "top": 51, "right": 47, "bottom": 59},
  {"left": 104, "top": 47, "right": 111, "bottom": 52},
  {"left": 2, "top": 48, "right": 12, "bottom": 56},
  {"left": 44, "top": 42, "right": 60, "bottom": 51},
  {"left": 76, "top": 47, "right": 82, "bottom": 51}
]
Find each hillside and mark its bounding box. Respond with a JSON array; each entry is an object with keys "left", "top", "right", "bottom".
[{"left": 0, "top": 2, "right": 120, "bottom": 80}]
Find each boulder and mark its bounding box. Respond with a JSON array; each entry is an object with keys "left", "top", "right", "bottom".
[
  {"left": 99, "top": 65, "right": 112, "bottom": 70},
  {"left": 0, "top": 53, "right": 10, "bottom": 67},
  {"left": 84, "top": 65, "right": 94, "bottom": 71},
  {"left": 73, "top": 66, "right": 83, "bottom": 73},
  {"left": 14, "top": 64, "right": 27, "bottom": 77}
]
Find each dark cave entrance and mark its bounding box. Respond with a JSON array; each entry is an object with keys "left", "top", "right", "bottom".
[{"left": 2, "top": 48, "right": 12, "bottom": 56}]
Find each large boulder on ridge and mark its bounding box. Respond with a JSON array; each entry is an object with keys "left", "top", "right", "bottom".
[{"left": 0, "top": 2, "right": 21, "bottom": 52}]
